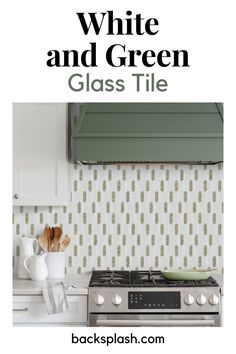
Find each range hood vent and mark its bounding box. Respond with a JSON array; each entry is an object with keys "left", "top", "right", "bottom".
[{"left": 73, "top": 103, "right": 223, "bottom": 164}]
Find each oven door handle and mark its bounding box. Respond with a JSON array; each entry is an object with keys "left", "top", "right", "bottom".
[{"left": 96, "top": 319, "right": 215, "bottom": 327}]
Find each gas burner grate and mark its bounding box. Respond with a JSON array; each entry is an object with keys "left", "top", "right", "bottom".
[
  {"left": 89, "top": 270, "right": 131, "bottom": 287},
  {"left": 131, "top": 270, "right": 218, "bottom": 287}
]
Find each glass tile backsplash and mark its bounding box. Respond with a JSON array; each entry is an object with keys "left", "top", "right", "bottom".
[{"left": 13, "top": 163, "right": 223, "bottom": 274}]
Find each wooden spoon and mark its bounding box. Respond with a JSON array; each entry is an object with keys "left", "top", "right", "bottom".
[
  {"left": 37, "top": 227, "right": 49, "bottom": 252},
  {"left": 52, "top": 227, "right": 62, "bottom": 252},
  {"left": 59, "top": 235, "right": 70, "bottom": 252}
]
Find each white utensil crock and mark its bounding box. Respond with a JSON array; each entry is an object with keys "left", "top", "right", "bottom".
[{"left": 46, "top": 252, "right": 65, "bottom": 279}]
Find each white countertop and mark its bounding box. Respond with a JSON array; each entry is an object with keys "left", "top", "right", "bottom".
[{"left": 13, "top": 273, "right": 91, "bottom": 296}]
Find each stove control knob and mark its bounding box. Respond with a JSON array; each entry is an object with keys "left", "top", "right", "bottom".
[
  {"left": 95, "top": 294, "right": 105, "bottom": 306},
  {"left": 184, "top": 294, "right": 194, "bottom": 305},
  {"left": 209, "top": 294, "right": 219, "bottom": 306},
  {"left": 196, "top": 294, "right": 207, "bottom": 305},
  {"left": 112, "top": 294, "right": 122, "bottom": 306}
]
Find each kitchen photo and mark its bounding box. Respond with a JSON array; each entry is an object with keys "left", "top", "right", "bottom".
[{"left": 13, "top": 102, "right": 223, "bottom": 327}]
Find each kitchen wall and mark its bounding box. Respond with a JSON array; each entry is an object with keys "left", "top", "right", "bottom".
[{"left": 13, "top": 163, "right": 223, "bottom": 274}]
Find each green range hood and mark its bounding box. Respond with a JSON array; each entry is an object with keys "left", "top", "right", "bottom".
[{"left": 73, "top": 103, "right": 223, "bottom": 164}]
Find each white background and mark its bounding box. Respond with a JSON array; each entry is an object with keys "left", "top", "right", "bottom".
[{"left": 0, "top": 0, "right": 235, "bottom": 352}]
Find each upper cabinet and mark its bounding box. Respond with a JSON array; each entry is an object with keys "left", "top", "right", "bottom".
[{"left": 13, "top": 103, "right": 70, "bottom": 206}]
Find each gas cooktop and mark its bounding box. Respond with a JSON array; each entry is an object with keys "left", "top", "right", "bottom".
[{"left": 89, "top": 270, "right": 218, "bottom": 288}]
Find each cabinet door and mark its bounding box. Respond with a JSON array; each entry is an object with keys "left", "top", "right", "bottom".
[
  {"left": 13, "top": 295, "right": 88, "bottom": 326},
  {"left": 13, "top": 103, "right": 70, "bottom": 206}
]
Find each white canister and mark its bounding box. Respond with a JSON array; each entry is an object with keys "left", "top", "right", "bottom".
[{"left": 46, "top": 252, "right": 66, "bottom": 279}]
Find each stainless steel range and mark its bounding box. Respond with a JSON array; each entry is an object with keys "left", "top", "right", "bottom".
[{"left": 88, "top": 270, "right": 221, "bottom": 327}]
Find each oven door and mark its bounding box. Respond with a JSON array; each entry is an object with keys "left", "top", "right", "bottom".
[{"left": 89, "top": 314, "right": 220, "bottom": 327}]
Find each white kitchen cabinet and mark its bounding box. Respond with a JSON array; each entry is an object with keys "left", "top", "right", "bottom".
[
  {"left": 13, "top": 295, "right": 88, "bottom": 326},
  {"left": 13, "top": 103, "right": 70, "bottom": 206}
]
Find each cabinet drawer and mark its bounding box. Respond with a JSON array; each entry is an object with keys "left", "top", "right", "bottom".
[{"left": 13, "top": 295, "right": 87, "bottom": 324}]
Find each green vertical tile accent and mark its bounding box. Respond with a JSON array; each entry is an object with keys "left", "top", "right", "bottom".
[
  {"left": 151, "top": 169, "right": 155, "bottom": 181},
  {"left": 160, "top": 180, "right": 164, "bottom": 192},
  {"left": 31, "top": 224, "right": 34, "bottom": 235},
  {"left": 175, "top": 180, "right": 178, "bottom": 191},
  {"left": 209, "top": 169, "right": 213, "bottom": 181},
  {"left": 184, "top": 213, "right": 187, "bottom": 224},
  {"left": 122, "top": 235, "right": 126, "bottom": 246},
  {"left": 204, "top": 246, "right": 208, "bottom": 256},
  {"left": 103, "top": 224, "right": 107, "bottom": 235},
  {"left": 74, "top": 180, "right": 78, "bottom": 192},
  {"left": 88, "top": 245, "right": 92, "bottom": 256},
  {"left": 97, "top": 256, "right": 101, "bottom": 267},
  {"left": 169, "top": 256, "right": 173, "bottom": 268},
  {"left": 175, "top": 246, "right": 178, "bottom": 256},
  {"left": 146, "top": 245, "right": 150, "bottom": 256},
  {"left": 151, "top": 235, "right": 155, "bottom": 246},
  {"left": 40, "top": 213, "right": 43, "bottom": 224},
  {"left": 126, "top": 213, "right": 129, "bottom": 224},
  {"left": 93, "top": 234, "right": 97, "bottom": 245},
  {"left": 68, "top": 256, "right": 72, "bottom": 267},
  {"left": 106, "top": 202, "right": 110, "bottom": 213},
  {"left": 132, "top": 181, "right": 135, "bottom": 192},
  {"left": 102, "top": 181, "right": 106, "bottom": 191},
  {"left": 117, "top": 181, "right": 121, "bottom": 191},
  {"left": 213, "top": 191, "right": 216, "bottom": 202},
  {"left": 97, "top": 213, "right": 101, "bottom": 224},
  {"left": 184, "top": 191, "right": 187, "bottom": 202},
  {"left": 155, "top": 213, "right": 159, "bottom": 224},
  {"left": 131, "top": 224, "right": 135, "bottom": 235},
  {"left": 164, "top": 202, "right": 168, "bottom": 213},
  {"left": 198, "top": 191, "right": 202, "bottom": 202},
  {"left": 189, "top": 224, "right": 193, "bottom": 235},
  {"left": 126, "top": 256, "right": 130, "bottom": 267},
  {"left": 161, "top": 224, "right": 164, "bottom": 235},
  {"left": 160, "top": 246, "right": 164, "bottom": 256},
  {"left": 169, "top": 213, "right": 173, "bottom": 224},
  {"left": 97, "top": 191, "right": 101, "bottom": 202},
  {"left": 189, "top": 245, "right": 193, "bottom": 256},
  {"left": 137, "top": 235, "right": 141, "bottom": 246},
  {"left": 122, "top": 170, "right": 126, "bottom": 181},
  {"left": 108, "top": 234, "right": 112, "bottom": 245},
  {"left": 194, "top": 170, "right": 198, "bottom": 181},
  {"left": 79, "top": 234, "right": 83, "bottom": 246},
  {"left": 165, "top": 234, "right": 169, "bottom": 246},
  {"left": 88, "top": 224, "right": 92, "bottom": 235},
  {"left": 132, "top": 246, "right": 135, "bottom": 257},
  {"left": 16, "top": 245, "right": 20, "bottom": 256},
  {"left": 140, "top": 256, "right": 144, "bottom": 268},
  {"left": 180, "top": 235, "right": 184, "bottom": 246},
  {"left": 194, "top": 235, "right": 198, "bottom": 246},
  {"left": 155, "top": 191, "right": 159, "bottom": 202},
  {"left": 74, "top": 246, "right": 77, "bottom": 257},
  {"left": 146, "top": 224, "right": 150, "bottom": 235},
  {"left": 16, "top": 224, "right": 20, "bottom": 235},
  {"left": 218, "top": 224, "right": 222, "bottom": 235},
  {"left": 117, "top": 245, "right": 121, "bottom": 256}
]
